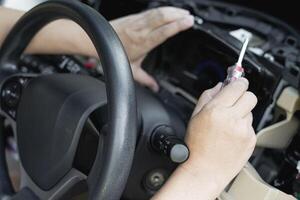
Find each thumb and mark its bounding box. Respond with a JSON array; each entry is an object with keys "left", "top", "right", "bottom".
[{"left": 134, "top": 68, "right": 159, "bottom": 92}]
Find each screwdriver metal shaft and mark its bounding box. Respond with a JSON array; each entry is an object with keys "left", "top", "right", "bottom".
[{"left": 237, "top": 37, "right": 250, "bottom": 66}]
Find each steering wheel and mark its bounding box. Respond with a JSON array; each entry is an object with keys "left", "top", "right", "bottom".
[{"left": 0, "top": 1, "right": 137, "bottom": 199}]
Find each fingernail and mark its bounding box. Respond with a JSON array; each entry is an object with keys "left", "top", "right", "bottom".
[
  {"left": 212, "top": 82, "right": 222, "bottom": 92},
  {"left": 181, "top": 15, "right": 194, "bottom": 26},
  {"left": 233, "top": 78, "right": 249, "bottom": 88},
  {"left": 152, "top": 84, "right": 160, "bottom": 92},
  {"left": 212, "top": 83, "right": 220, "bottom": 89},
  {"left": 238, "top": 77, "right": 249, "bottom": 85},
  {"left": 215, "top": 82, "right": 222, "bottom": 87},
  {"left": 181, "top": 9, "right": 190, "bottom": 15},
  {"left": 215, "top": 82, "right": 222, "bottom": 89},
  {"left": 174, "top": 7, "right": 190, "bottom": 15}
]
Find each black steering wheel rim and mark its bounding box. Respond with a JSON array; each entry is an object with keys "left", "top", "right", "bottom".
[{"left": 0, "top": 1, "right": 137, "bottom": 199}]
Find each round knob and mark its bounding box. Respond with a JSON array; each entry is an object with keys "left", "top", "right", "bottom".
[
  {"left": 170, "top": 143, "right": 189, "bottom": 163},
  {"left": 151, "top": 125, "right": 189, "bottom": 164},
  {"left": 1, "top": 81, "right": 22, "bottom": 108}
]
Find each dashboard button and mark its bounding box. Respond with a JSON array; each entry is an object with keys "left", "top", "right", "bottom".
[{"left": 2, "top": 81, "right": 22, "bottom": 109}]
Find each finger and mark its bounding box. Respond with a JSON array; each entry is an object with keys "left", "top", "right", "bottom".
[
  {"left": 134, "top": 68, "right": 159, "bottom": 92},
  {"left": 243, "top": 113, "right": 256, "bottom": 139},
  {"left": 192, "top": 83, "right": 222, "bottom": 117},
  {"left": 212, "top": 78, "right": 249, "bottom": 107},
  {"left": 241, "top": 112, "right": 253, "bottom": 126},
  {"left": 141, "top": 7, "right": 190, "bottom": 30},
  {"left": 244, "top": 113, "right": 253, "bottom": 126},
  {"left": 148, "top": 15, "right": 194, "bottom": 49},
  {"left": 232, "top": 91, "right": 258, "bottom": 118},
  {"left": 238, "top": 113, "right": 255, "bottom": 140}
]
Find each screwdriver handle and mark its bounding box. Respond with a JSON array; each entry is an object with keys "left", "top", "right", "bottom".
[{"left": 223, "top": 64, "right": 245, "bottom": 87}]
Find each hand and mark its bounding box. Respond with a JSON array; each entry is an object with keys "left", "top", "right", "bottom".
[
  {"left": 151, "top": 79, "right": 258, "bottom": 200},
  {"left": 110, "top": 7, "right": 194, "bottom": 92},
  {"left": 184, "top": 78, "right": 257, "bottom": 191}
]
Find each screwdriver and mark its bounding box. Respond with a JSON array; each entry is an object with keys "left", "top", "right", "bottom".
[{"left": 223, "top": 37, "right": 250, "bottom": 86}]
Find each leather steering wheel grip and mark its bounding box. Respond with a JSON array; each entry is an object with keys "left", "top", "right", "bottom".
[{"left": 0, "top": 1, "right": 137, "bottom": 200}]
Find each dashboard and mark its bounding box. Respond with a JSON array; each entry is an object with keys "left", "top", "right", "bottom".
[
  {"left": 1, "top": 0, "right": 300, "bottom": 199},
  {"left": 143, "top": 28, "right": 279, "bottom": 128}
]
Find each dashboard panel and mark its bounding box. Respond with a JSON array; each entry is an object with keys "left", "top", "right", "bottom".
[{"left": 143, "top": 28, "right": 280, "bottom": 128}]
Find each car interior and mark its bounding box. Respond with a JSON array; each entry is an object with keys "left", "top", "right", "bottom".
[{"left": 0, "top": 0, "right": 299, "bottom": 199}]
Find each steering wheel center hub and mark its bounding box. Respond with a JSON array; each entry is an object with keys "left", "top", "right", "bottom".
[{"left": 17, "top": 74, "right": 106, "bottom": 190}]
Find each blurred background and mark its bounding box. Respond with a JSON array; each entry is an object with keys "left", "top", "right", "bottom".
[{"left": 1, "top": 0, "right": 299, "bottom": 31}]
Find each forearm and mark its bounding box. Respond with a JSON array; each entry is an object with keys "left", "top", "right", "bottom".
[
  {"left": 0, "top": 6, "right": 97, "bottom": 57},
  {"left": 151, "top": 160, "right": 224, "bottom": 200},
  {"left": 0, "top": 6, "right": 21, "bottom": 47}
]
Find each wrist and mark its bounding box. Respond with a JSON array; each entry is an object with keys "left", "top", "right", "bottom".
[
  {"left": 179, "top": 157, "right": 227, "bottom": 195},
  {"left": 153, "top": 157, "right": 227, "bottom": 200},
  {"left": 77, "top": 27, "right": 98, "bottom": 58}
]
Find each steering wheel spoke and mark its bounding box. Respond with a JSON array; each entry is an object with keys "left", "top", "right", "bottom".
[{"left": 20, "top": 168, "right": 87, "bottom": 200}]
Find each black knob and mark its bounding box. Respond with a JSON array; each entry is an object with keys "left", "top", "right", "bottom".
[
  {"left": 151, "top": 125, "right": 189, "bottom": 164},
  {"left": 1, "top": 81, "right": 22, "bottom": 108}
]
